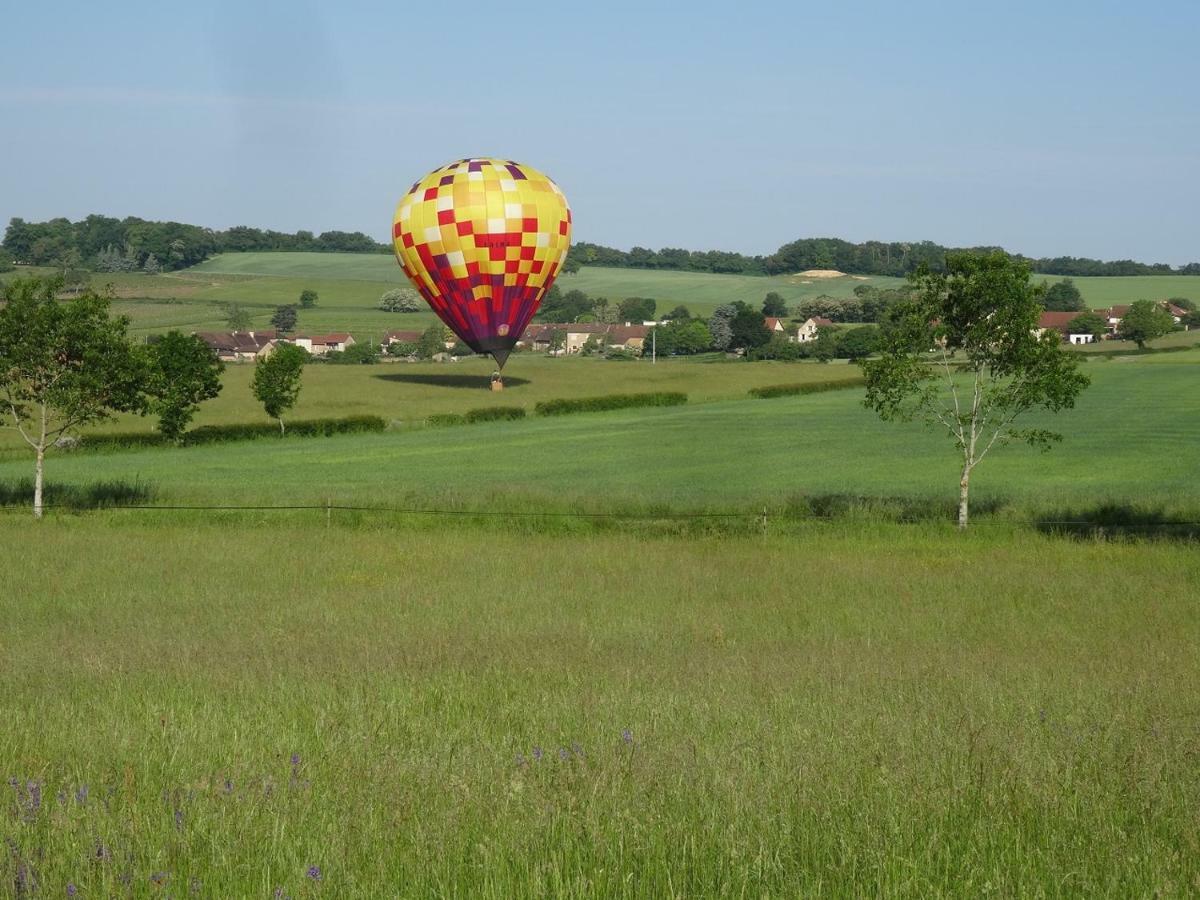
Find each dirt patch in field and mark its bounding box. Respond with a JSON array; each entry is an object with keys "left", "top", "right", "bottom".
[{"left": 795, "top": 269, "right": 848, "bottom": 279}]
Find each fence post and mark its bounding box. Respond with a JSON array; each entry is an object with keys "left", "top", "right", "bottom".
[
  {"left": 761, "top": 506, "right": 768, "bottom": 536},
  {"left": 326, "top": 497, "right": 332, "bottom": 529}
]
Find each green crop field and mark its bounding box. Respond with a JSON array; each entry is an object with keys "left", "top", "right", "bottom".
[
  {"left": 1, "top": 357, "right": 1195, "bottom": 517},
  {"left": 2, "top": 516, "right": 1198, "bottom": 896}
]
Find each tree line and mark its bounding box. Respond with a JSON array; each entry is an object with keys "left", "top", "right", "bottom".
[
  {"left": 573, "top": 238, "right": 1200, "bottom": 278},
  {"left": 1, "top": 215, "right": 387, "bottom": 272},
  {"left": 7, "top": 215, "right": 1198, "bottom": 279}
]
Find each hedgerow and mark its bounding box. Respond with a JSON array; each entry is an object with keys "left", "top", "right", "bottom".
[
  {"left": 534, "top": 392, "right": 687, "bottom": 416},
  {"left": 748, "top": 378, "right": 865, "bottom": 399}
]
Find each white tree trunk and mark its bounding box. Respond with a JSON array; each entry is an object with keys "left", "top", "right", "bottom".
[
  {"left": 957, "top": 462, "right": 971, "bottom": 530},
  {"left": 34, "top": 444, "right": 45, "bottom": 519}
]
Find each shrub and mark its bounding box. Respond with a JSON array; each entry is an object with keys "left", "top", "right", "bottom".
[
  {"left": 748, "top": 377, "right": 866, "bottom": 399},
  {"left": 425, "top": 413, "right": 466, "bottom": 427},
  {"left": 323, "top": 343, "right": 379, "bottom": 365},
  {"left": 75, "top": 415, "right": 387, "bottom": 451},
  {"left": 535, "top": 392, "right": 687, "bottom": 416},
  {"left": 464, "top": 406, "right": 526, "bottom": 423}
]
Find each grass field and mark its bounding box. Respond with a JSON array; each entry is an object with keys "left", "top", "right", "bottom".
[
  {"left": 3, "top": 518, "right": 1198, "bottom": 896},
  {"left": 1, "top": 357, "right": 1194, "bottom": 517}
]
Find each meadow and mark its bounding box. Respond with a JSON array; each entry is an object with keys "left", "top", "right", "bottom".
[{"left": 3, "top": 517, "right": 1198, "bottom": 897}]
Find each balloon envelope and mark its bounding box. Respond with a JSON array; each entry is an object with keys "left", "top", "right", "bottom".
[{"left": 392, "top": 158, "right": 572, "bottom": 368}]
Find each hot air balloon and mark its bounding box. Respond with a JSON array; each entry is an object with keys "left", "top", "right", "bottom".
[{"left": 392, "top": 158, "right": 572, "bottom": 372}]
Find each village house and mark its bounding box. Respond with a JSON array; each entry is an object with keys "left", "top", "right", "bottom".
[
  {"left": 1096, "top": 305, "right": 1129, "bottom": 336},
  {"left": 519, "top": 323, "right": 649, "bottom": 355},
  {"left": 194, "top": 330, "right": 278, "bottom": 362},
  {"left": 306, "top": 333, "right": 355, "bottom": 355},
  {"left": 382, "top": 329, "right": 424, "bottom": 348},
  {"left": 793, "top": 317, "right": 834, "bottom": 343},
  {"left": 1035, "top": 311, "right": 1097, "bottom": 345},
  {"left": 765, "top": 316, "right": 787, "bottom": 335}
]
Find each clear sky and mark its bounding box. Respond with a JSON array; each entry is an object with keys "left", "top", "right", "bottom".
[{"left": 1, "top": 0, "right": 1196, "bottom": 263}]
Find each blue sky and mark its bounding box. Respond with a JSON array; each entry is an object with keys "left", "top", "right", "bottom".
[{"left": 1, "top": 0, "right": 1196, "bottom": 262}]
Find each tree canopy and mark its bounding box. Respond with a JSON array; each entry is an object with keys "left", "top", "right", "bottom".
[
  {"left": 251, "top": 343, "right": 307, "bottom": 434},
  {"left": 861, "top": 251, "right": 1089, "bottom": 529},
  {"left": 1117, "top": 300, "right": 1176, "bottom": 348},
  {"left": 0, "top": 276, "right": 146, "bottom": 515}
]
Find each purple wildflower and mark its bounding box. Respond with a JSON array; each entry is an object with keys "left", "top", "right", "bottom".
[
  {"left": 558, "top": 748, "right": 570, "bottom": 761},
  {"left": 27, "top": 781, "right": 42, "bottom": 812},
  {"left": 621, "top": 729, "right": 633, "bottom": 745},
  {"left": 222, "top": 778, "right": 234, "bottom": 795},
  {"left": 290, "top": 753, "right": 301, "bottom": 767},
  {"left": 305, "top": 865, "right": 322, "bottom": 881},
  {"left": 174, "top": 808, "right": 184, "bottom": 830},
  {"left": 531, "top": 746, "right": 543, "bottom": 762},
  {"left": 75, "top": 785, "right": 88, "bottom": 805},
  {"left": 15, "top": 860, "right": 33, "bottom": 895},
  {"left": 67, "top": 884, "right": 78, "bottom": 897}
]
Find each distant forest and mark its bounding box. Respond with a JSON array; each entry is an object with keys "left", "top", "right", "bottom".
[
  {"left": 573, "top": 239, "right": 1200, "bottom": 278},
  {"left": 4, "top": 215, "right": 1198, "bottom": 278}
]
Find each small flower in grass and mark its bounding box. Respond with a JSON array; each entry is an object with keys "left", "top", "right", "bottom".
[
  {"left": 222, "top": 778, "right": 234, "bottom": 795},
  {"left": 558, "top": 748, "right": 570, "bottom": 761},
  {"left": 290, "top": 753, "right": 301, "bottom": 768},
  {"left": 95, "top": 842, "right": 111, "bottom": 861},
  {"left": 621, "top": 729, "right": 633, "bottom": 745},
  {"left": 571, "top": 742, "right": 584, "bottom": 757},
  {"left": 306, "top": 865, "right": 322, "bottom": 881},
  {"left": 75, "top": 785, "right": 89, "bottom": 805},
  {"left": 67, "top": 884, "right": 78, "bottom": 897},
  {"left": 531, "top": 746, "right": 543, "bottom": 762},
  {"left": 174, "top": 808, "right": 184, "bottom": 830},
  {"left": 28, "top": 780, "right": 42, "bottom": 812}
]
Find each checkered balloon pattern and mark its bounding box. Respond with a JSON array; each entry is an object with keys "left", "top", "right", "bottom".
[{"left": 392, "top": 158, "right": 572, "bottom": 367}]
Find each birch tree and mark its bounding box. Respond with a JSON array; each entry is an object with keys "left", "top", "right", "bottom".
[{"left": 861, "top": 252, "right": 1089, "bottom": 529}]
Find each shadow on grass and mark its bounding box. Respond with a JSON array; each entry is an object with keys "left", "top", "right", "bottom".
[
  {"left": 1035, "top": 503, "right": 1200, "bottom": 542},
  {"left": 0, "top": 478, "right": 155, "bottom": 511},
  {"left": 373, "top": 373, "right": 531, "bottom": 390},
  {"left": 780, "top": 492, "right": 1009, "bottom": 523}
]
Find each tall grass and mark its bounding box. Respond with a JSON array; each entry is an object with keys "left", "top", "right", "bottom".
[{"left": 2, "top": 519, "right": 1197, "bottom": 896}]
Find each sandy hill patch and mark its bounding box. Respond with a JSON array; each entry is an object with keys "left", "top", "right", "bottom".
[{"left": 794, "top": 269, "right": 847, "bottom": 279}]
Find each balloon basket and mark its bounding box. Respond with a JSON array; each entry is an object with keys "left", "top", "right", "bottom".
[{"left": 490, "top": 372, "right": 504, "bottom": 391}]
